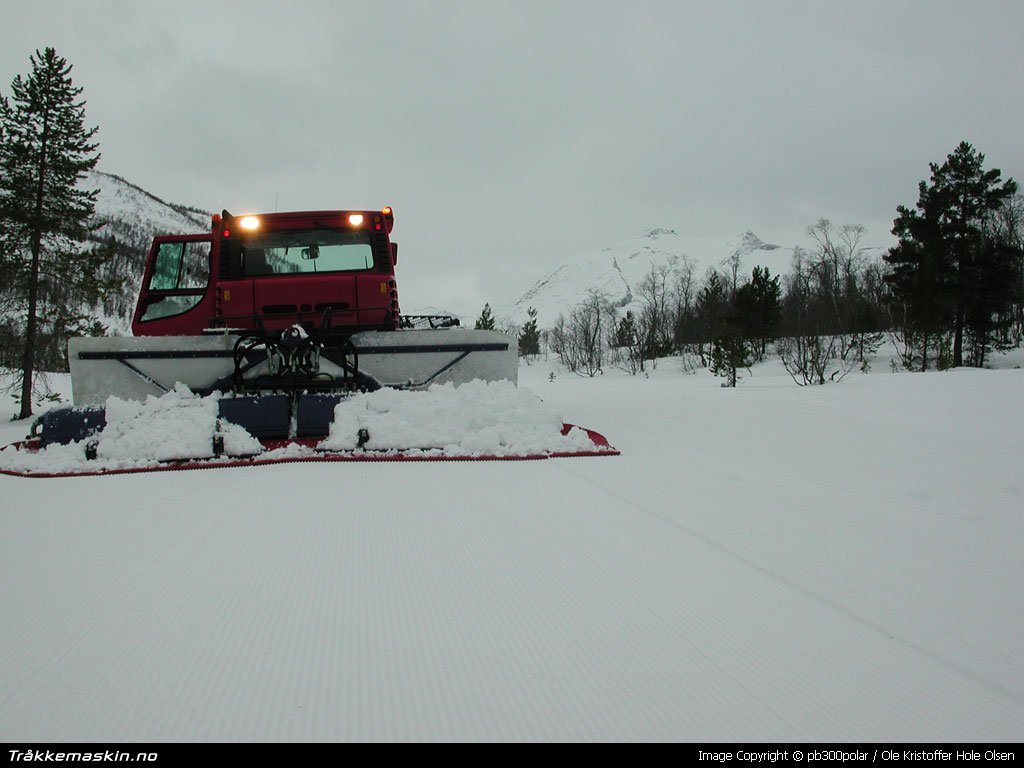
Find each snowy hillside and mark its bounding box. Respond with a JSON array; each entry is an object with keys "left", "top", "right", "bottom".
[
  {"left": 508, "top": 227, "right": 892, "bottom": 329},
  {"left": 1, "top": 350, "right": 1023, "bottom": 741},
  {"left": 89, "top": 169, "right": 209, "bottom": 236},
  {"left": 78, "top": 170, "right": 210, "bottom": 332},
  {"left": 508, "top": 228, "right": 786, "bottom": 327}
]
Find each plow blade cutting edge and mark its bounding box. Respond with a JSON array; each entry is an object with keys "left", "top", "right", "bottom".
[{"left": 0, "top": 425, "right": 619, "bottom": 478}]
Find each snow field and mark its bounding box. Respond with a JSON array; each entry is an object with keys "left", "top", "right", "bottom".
[{"left": 1, "top": 351, "right": 1022, "bottom": 741}]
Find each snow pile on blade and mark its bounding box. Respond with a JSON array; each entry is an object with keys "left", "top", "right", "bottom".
[
  {"left": 321, "top": 379, "right": 598, "bottom": 456},
  {"left": 99, "top": 384, "right": 262, "bottom": 461},
  {"left": 0, "top": 379, "right": 612, "bottom": 476},
  {"left": 0, "top": 384, "right": 262, "bottom": 475}
]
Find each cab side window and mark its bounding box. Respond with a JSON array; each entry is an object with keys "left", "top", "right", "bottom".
[
  {"left": 140, "top": 241, "right": 210, "bottom": 322},
  {"left": 148, "top": 242, "right": 209, "bottom": 290}
]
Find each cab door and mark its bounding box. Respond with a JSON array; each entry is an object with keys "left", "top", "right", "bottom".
[{"left": 131, "top": 235, "right": 214, "bottom": 336}]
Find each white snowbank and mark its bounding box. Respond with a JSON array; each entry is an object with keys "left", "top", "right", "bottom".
[
  {"left": 0, "top": 380, "right": 601, "bottom": 474},
  {"left": 320, "top": 379, "right": 598, "bottom": 456}
]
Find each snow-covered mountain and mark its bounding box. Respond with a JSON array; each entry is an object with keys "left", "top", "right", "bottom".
[
  {"left": 507, "top": 225, "right": 900, "bottom": 329},
  {"left": 509, "top": 228, "right": 795, "bottom": 328},
  {"left": 89, "top": 169, "right": 209, "bottom": 236}
]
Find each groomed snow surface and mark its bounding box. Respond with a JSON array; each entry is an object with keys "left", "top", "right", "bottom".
[{"left": 1, "top": 350, "right": 1023, "bottom": 742}]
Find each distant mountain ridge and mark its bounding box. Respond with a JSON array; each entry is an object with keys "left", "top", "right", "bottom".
[
  {"left": 509, "top": 227, "right": 794, "bottom": 328},
  {"left": 90, "top": 170, "right": 209, "bottom": 234}
]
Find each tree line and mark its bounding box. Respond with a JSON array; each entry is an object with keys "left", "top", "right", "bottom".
[{"left": 494, "top": 143, "right": 1023, "bottom": 386}]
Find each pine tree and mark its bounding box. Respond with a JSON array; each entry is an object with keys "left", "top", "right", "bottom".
[
  {"left": 474, "top": 302, "right": 496, "bottom": 330},
  {"left": 961, "top": 232, "right": 1018, "bottom": 365},
  {"left": 734, "top": 265, "right": 781, "bottom": 361},
  {"left": 611, "top": 310, "right": 643, "bottom": 374},
  {"left": 884, "top": 141, "right": 1018, "bottom": 369},
  {"left": 0, "top": 48, "right": 108, "bottom": 418},
  {"left": 709, "top": 322, "right": 752, "bottom": 387},
  {"left": 694, "top": 270, "right": 729, "bottom": 366},
  {"left": 518, "top": 306, "right": 541, "bottom": 360}
]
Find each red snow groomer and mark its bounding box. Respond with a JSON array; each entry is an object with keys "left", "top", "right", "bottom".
[
  {"left": 133, "top": 208, "right": 406, "bottom": 338},
  {"left": 9, "top": 207, "right": 617, "bottom": 474}
]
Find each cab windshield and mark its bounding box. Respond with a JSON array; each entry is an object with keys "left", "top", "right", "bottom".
[{"left": 240, "top": 228, "right": 373, "bottom": 276}]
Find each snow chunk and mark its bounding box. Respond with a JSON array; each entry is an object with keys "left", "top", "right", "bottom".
[
  {"left": 220, "top": 419, "right": 264, "bottom": 457},
  {"left": 98, "top": 384, "right": 219, "bottom": 461}
]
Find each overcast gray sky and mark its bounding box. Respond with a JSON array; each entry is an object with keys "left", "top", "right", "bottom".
[{"left": 3, "top": 0, "right": 1023, "bottom": 316}]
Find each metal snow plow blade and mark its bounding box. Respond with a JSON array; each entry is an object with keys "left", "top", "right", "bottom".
[
  {"left": 0, "top": 381, "right": 619, "bottom": 478},
  {"left": 68, "top": 329, "right": 518, "bottom": 405}
]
